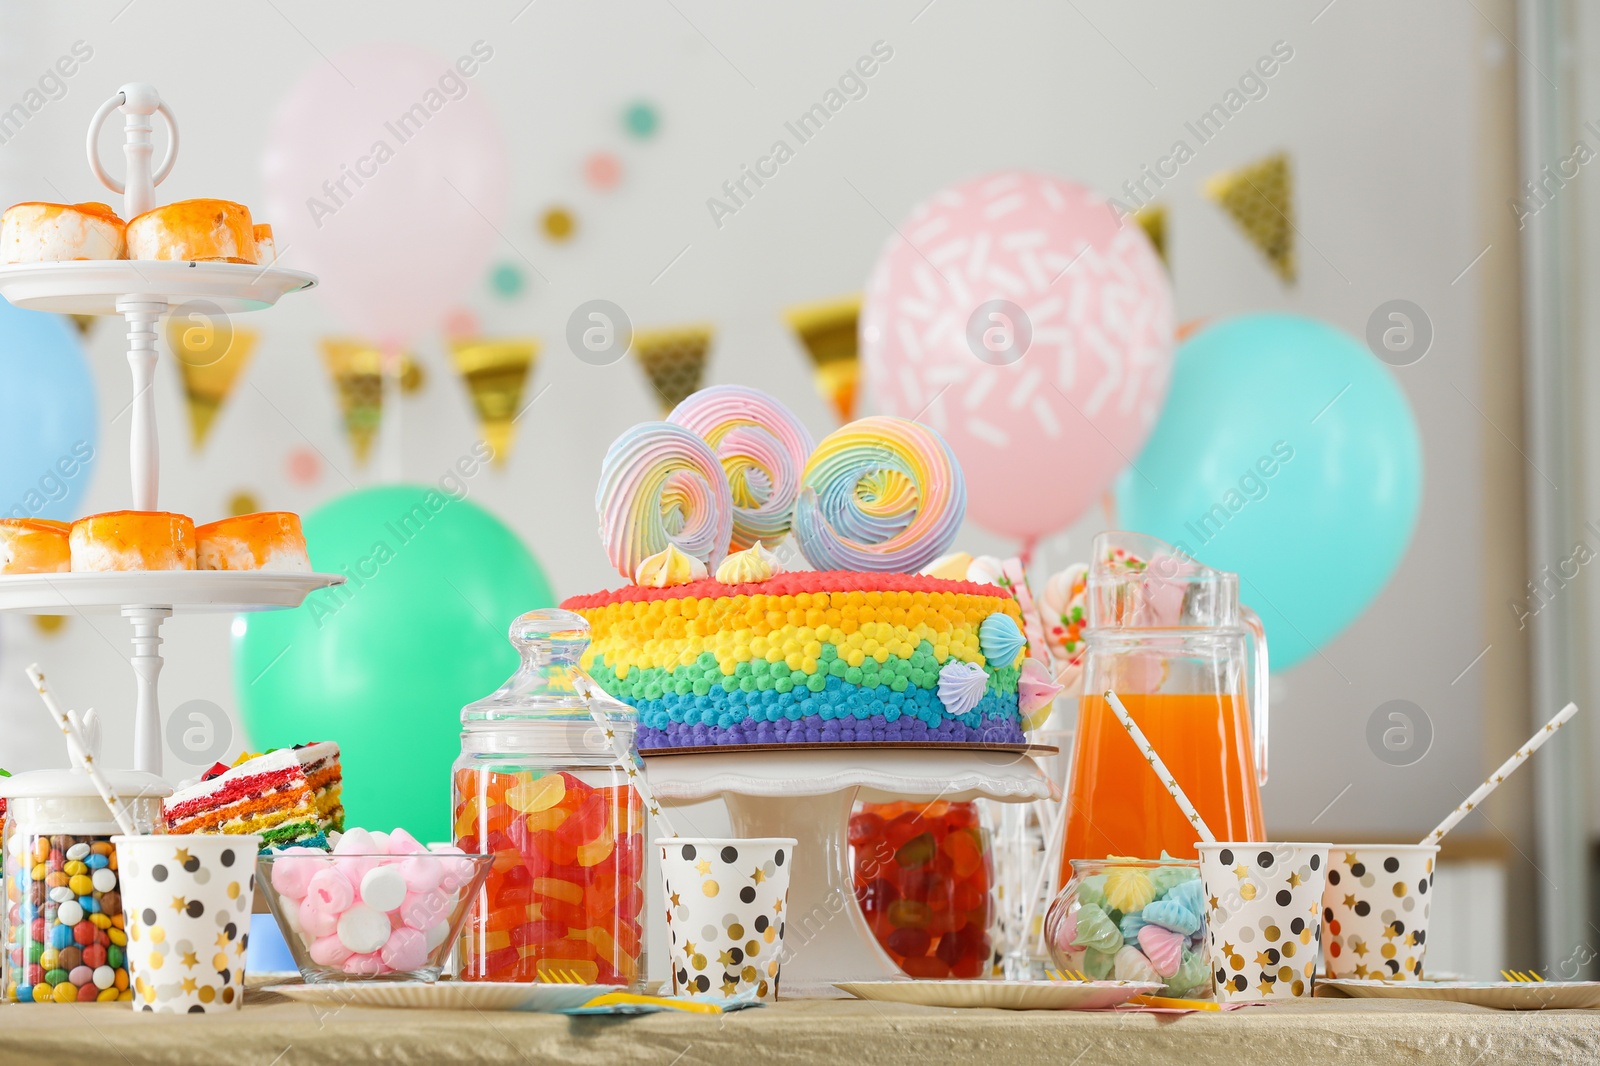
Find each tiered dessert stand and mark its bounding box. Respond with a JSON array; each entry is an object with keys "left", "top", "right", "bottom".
[
  {"left": 644, "top": 745, "right": 1054, "bottom": 985},
  {"left": 0, "top": 84, "right": 341, "bottom": 778}
]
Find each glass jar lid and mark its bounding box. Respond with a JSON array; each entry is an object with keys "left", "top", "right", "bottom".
[
  {"left": 0, "top": 767, "right": 171, "bottom": 802},
  {"left": 462, "top": 608, "right": 636, "bottom": 724}
]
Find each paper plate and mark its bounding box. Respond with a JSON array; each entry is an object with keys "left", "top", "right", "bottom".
[
  {"left": 835, "top": 979, "right": 1163, "bottom": 1011},
  {"left": 1320, "top": 979, "right": 1600, "bottom": 1010},
  {"left": 263, "top": 981, "right": 605, "bottom": 1012}
]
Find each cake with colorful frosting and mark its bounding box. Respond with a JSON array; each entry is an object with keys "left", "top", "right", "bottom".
[
  {"left": 563, "top": 571, "right": 1032, "bottom": 749},
  {"left": 163, "top": 742, "right": 344, "bottom": 849},
  {"left": 564, "top": 385, "right": 1062, "bottom": 751}
]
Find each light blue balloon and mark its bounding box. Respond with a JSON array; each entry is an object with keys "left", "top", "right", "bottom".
[
  {"left": 1116, "top": 313, "right": 1422, "bottom": 671},
  {"left": 0, "top": 298, "right": 98, "bottom": 521}
]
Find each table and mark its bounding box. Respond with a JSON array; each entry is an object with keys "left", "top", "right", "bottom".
[{"left": 0, "top": 987, "right": 1594, "bottom": 1065}]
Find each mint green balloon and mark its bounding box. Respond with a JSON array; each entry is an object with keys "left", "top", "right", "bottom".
[
  {"left": 1116, "top": 314, "right": 1422, "bottom": 671},
  {"left": 234, "top": 485, "right": 553, "bottom": 841}
]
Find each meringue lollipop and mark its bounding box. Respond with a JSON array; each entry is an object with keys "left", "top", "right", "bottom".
[
  {"left": 793, "top": 416, "right": 966, "bottom": 573},
  {"left": 596, "top": 422, "right": 735, "bottom": 581},
  {"left": 667, "top": 384, "right": 815, "bottom": 550}
]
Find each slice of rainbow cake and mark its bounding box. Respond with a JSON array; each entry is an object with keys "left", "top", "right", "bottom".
[{"left": 163, "top": 742, "right": 343, "bottom": 849}]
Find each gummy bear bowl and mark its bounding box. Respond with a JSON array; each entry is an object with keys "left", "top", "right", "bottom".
[{"left": 257, "top": 852, "right": 493, "bottom": 983}]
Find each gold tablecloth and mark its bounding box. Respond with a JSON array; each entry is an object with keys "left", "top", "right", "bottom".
[{"left": 0, "top": 987, "right": 1595, "bottom": 1065}]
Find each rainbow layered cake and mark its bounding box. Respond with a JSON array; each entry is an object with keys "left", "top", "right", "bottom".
[
  {"left": 163, "top": 742, "right": 344, "bottom": 848},
  {"left": 564, "top": 571, "right": 1032, "bottom": 749},
  {"left": 566, "top": 385, "right": 1063, "bottom": 751}
]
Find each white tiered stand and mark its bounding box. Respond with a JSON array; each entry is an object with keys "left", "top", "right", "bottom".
[
  {"left": 643, "top": 746, "right": 1054, "bottom": 987},
  {"left": 0, "top": 84, "right": 341, "bottom": 778}
]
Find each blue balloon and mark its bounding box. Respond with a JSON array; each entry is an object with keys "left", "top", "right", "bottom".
[
  {"left": 1116, "top": 313, "right": 1422, "bottom": 671},
  {"left": 0, "top": 298, "right": 98, "bottom": 521}
]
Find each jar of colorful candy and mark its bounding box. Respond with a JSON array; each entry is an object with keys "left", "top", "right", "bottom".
[
  {"left": 453, "top": 609, "right": 645, "bottom": 986},
  {"left": 848, "top": 799, "right": 994, "bottom": 979},
  {"left": 1044, "top": 856, "right": 1211, "bottom": 996},
  {"left": 1, "top": 768, "right": 169, "bottom": 1003}
]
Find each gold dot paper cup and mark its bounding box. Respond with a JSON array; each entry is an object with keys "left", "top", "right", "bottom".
[
  {"left": 656, "top": 837, "right": 794, "bottom": 1001},
  {"left": 113, "top": 834, "right": 261, "bottom": 1013},
  {"left": 1320, "top": 844, "right": 1437, "bottom": 981},
  {"left": 1196, "top": 842, "right": 1330, "bottom": 1002}
]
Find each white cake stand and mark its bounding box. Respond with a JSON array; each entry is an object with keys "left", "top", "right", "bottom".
[
  {"left": 0, "top": 83, "right": 338, "bottom": 778},
  {"left": 643, "top": 746, "right": 1055, "bottom": 986}
]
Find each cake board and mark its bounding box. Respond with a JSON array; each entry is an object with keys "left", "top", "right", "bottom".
[{"left": 642, "top": 745, "right": 1056, "bottom": 987}]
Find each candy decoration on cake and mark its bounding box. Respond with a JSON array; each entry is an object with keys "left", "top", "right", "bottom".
[
  {"left": 634, "top": 543, "right": 707, "bottom": 588},
  {"left": 597, "top": 422, "right": 735, "bottom": 581},
  {"left": 792, "top": 416, "right": 965, "bottom": 574},
  {"left": 977, "top": 614, "right": 1026, "bottom": 670},
  {"left": 713, "top": 542, "right": 782, "bottom": 584},
  {"left": 1017, "top": 658, "right": 1064, "bottom": 729},
  {"left": 936, "top": 660, "right": 988, "bottom": 718},
  {"left": 1040, "top": 562, "right": 1090, "bottom": 667},
  {"left": 922, "top": 552, "right": 974, "bottom": 581},
  {"left": 667, "top": 384, "right": 815, "bottom": 551},
  {"left": 1000, "top": 557, "right": 1052, "bottom": 666}
]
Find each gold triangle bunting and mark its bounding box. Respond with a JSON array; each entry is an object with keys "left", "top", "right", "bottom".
[
  {"left": 1205, "top": 151, "right": 1295, "bottom": 283},
  {"left": 782, "top": 295, "right": 860, "bottom": 423},
  {"left": 632, "top": 323, "right": 712, "bottom": 414},
  {"left": 450, "top": 338, "right": 539, "bottom": 464},
  {"left": 166, "top": 317, "right": 258, "bottom": 449}
]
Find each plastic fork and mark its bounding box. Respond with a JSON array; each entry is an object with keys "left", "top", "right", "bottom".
[{"left": 544, "top": 968, "right": 724, "bottom": 1014}]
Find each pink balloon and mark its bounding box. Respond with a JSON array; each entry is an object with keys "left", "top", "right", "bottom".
[
  {"left": 262, "top": 42, "right": 509, "bottom": 345},
  {"left": 861, "top": 172, "right": 1174, "bottom": 542}
]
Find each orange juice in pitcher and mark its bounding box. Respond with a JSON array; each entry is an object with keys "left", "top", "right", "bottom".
[{"left": 1061, "top": 533, "right": 1268, "bottom": 873}]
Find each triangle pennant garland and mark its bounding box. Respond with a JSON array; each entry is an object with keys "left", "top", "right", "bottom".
[
  {"left": 782, "top": 294, "right": 861, "bottom": 423},
  {"left": 1132, "top": 203, "right": 1168, "bottom": 267},
  {"left": 632, "top": 323, "right": 712, "bottom": 414},
  {"left": 1205, "top": 151, "right": 1295, "bottom": 283},
  {"left": 450, "top": 338, "right": 540, "bottom": 464},
  {"left": 319, "top": 339, "right": 423, "bottom": 466},
  {"left": 166, "top": 317, "right": 259, "bottom": 449}
]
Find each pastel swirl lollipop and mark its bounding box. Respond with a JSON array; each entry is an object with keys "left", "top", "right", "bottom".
[
  {"left": 793, "top": 416, "right": 966, "bottom": 573},
  {"left": 596, "top": 422, "right": 734, "bottom": 581},
  {"left": 667, "top": 385, "right": 815, "bottom": 550}
]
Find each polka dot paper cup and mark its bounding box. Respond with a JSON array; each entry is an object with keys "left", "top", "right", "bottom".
[
  {"left": 113, "top": 834, "right": 260, "bottom": 1013},
  {"left": 657, "top": 837, "right": 793, "bottom": 1001},
  {"left": 1196, "top": 842, "right": 1329, "bottom": 1003},
  {"left": 1320, "top": 844, "right": 1437, "bottom": 981}
]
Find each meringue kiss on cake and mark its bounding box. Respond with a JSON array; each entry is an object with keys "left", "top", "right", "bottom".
[
  {"left": 196, "top": 512, "right": 311, "bottom": 572},
  {"left": 0, "top": 201, "right": 126, "bottom": 262},
  {"left": 68, "top": 511, "right": 197, "bottom": 572},
  {"left": 562, "top": 384, "right": 1036, "bottom": 751}
]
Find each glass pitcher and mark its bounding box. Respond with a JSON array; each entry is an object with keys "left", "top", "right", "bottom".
[{"left": 1060, "top": 532, "right": 1268, "bottom": 870}]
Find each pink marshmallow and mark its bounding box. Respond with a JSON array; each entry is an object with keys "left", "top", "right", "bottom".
[
  {"left": 400, "top": 890, "right": 450, "bottom": 931},
  {"left": 305, "top": 867, "right": 355, "bottom": 915},
  {"left": 342, "top": 952, "right": 386, "bottom": 976},
  {"left": 298, "top": 895, "right": 338, "bottom": 938},
  {"left": 386, "top": 828, "right": 426, "bottom": 855},
  {"left": 398, "top": 855, "right": 444, "bottom": 894},
  {"left": 332, "top": 828, "right": 381, "bottom": 882},
  {"left": 427, "top": 846, "right": 474, "bottom": 892},
  {"left": 269, "top": 849, "right": 323, "bottom": 899},
  {"left": 380, "top": 926, "right": 430, "bottom": 972},
  {"left": 308, "top": 934, "right": 355, "bottom": 968},
  {"left": 369, "top": 831, "right": 392, "bottom": 854}
]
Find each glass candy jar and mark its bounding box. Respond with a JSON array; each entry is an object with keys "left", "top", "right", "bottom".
[
  {"left": 2, "top": 768, "right": 169, "bottom": 1004},
  {"left": 1044, "top": 856, "right": 1211, "bottom": 997},
  {"left": 848, "top": 799, "right": 994, "bottom": 979},
  {"left": 453, "top": 609, "right": 645, "bottom": 986}
]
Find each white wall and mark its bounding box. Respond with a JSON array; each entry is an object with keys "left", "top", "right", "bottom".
[{"left": 0, "top": 1, "right": 1509, "bottom": 849}]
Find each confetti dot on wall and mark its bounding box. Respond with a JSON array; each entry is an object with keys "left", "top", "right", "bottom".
[
  {"left": 444, "top": 307, "right": 480, "bottom": 340},
  {"left": 584, "top": 151, "right": 623, "bottom": 190},
  {"left": 286, "top": 448, "right": 321, "bottom": 486},
  {"left": 489, "top": 263, "right": 525, "bottom": 299},
  {"left": 541, "top": 207, "right": 576, "bottom": 242},
  {"left": 623, "top": 100, "right": 659, "bottom": 139},
  {"left": 228, "top": 492, "right": 260, "bottom": 517},
  {"left": 32, "top": 615, "right": 67, "bottom": 636}
]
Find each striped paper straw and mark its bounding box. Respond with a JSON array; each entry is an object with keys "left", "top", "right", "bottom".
[
  {"left": 1423, "top": 702, "right": 1579, "bottom": 845},
  {"left": 1104, "top": 690, "right": 1216, "bottom": 844},
  {"left": 575, "top": 676, "right": 679, "bottom": 839},
  {"left": 25, "top": 664, "right": 137, "bottom": 836}
]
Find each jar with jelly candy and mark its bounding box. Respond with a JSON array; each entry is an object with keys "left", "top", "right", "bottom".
[
  {"left": 453, "top": 609, "right": 645, "bottom": 986},
  {"left": 2, "top": 768, "right": 169, "bottom": 1003},
  {"left": 848, "top": 799, "right": 995, "bottom": 979}
]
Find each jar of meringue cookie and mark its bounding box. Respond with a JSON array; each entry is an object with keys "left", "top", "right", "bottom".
[
  {"left": 451, "top": 608, "right": 645, "bottom": 987},
  {"left": 1044, "top": 856, "right": 1211, "bottom": 997}
]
